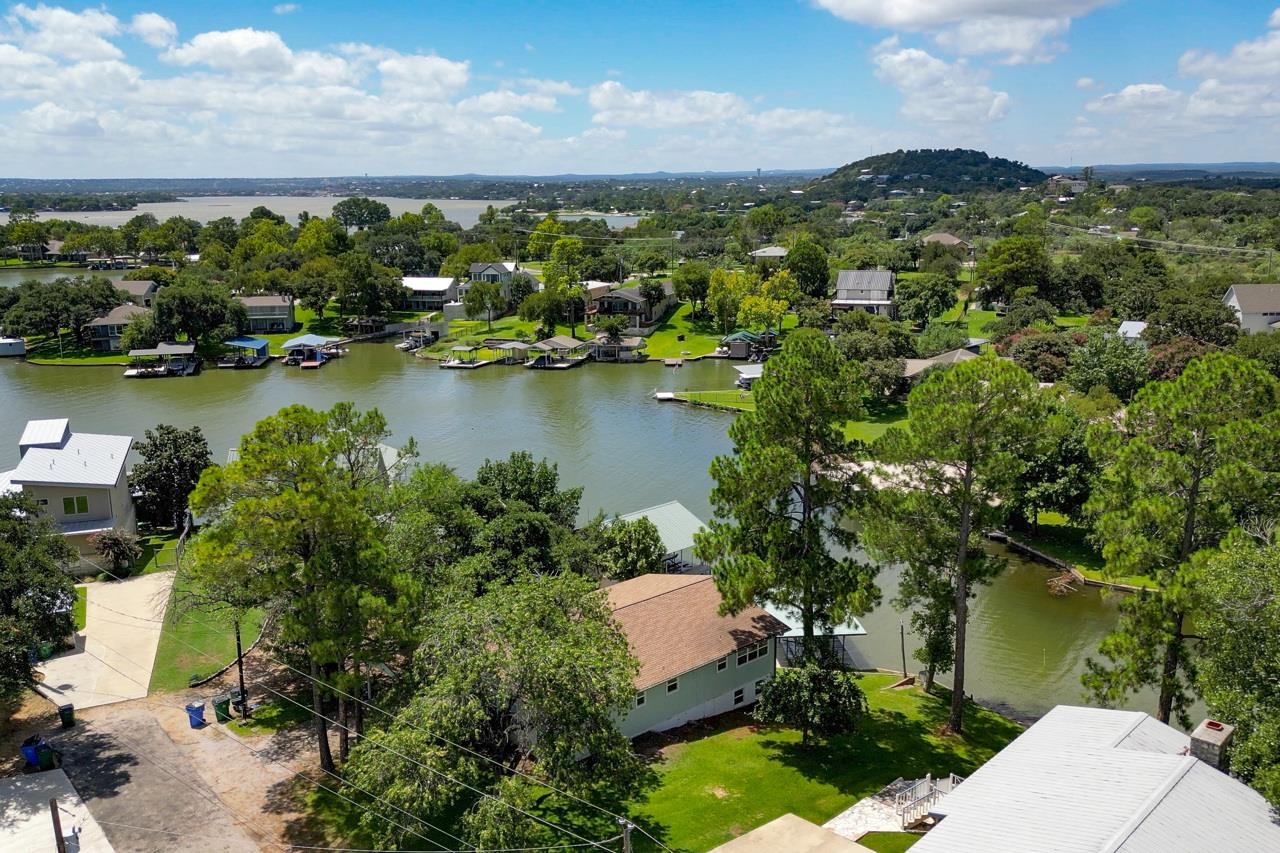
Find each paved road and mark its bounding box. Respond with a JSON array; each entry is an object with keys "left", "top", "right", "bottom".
[
  {"left": 38, "top": 572, "right": 174, "bottom": 709},
  {"left": 58, "top": 707, "right": 266, "bottom": 852},
  {"left": 0, "top": 768, "right": 113, "bottom": 853}
]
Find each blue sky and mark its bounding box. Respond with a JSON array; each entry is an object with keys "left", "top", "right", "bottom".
[{"left": 1, "top": 1, "right": 1279, "bottom": 177}]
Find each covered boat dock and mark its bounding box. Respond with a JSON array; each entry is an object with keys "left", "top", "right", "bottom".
[
  {"left": 219, "top": 336, "right": 272, "bottom": 369},
  {"left": 124, "top": 342, "right": 199, "bottom": 377}
]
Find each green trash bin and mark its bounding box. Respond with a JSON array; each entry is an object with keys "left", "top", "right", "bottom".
[
  {"left": 57, "top": 704, "right": 75, "bottom": 729},
  {"left": 35, "top": 743, "right": 59, "bottom": 771},
  {"left": 213, "top": 694, "right": 233, "bottom": 724}
]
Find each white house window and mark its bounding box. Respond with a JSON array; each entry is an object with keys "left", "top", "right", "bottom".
[
  {"left": 635, "top": 692, "right": 646, "bottom": 708},
  {"left": 716, "top": 656, "right": 727, "bottom": 672},
  {"left": 666, "top": 678, "right": 679, "bottom": 694},
  {"left": 63, "top": 496, "right": 89, "bottom": 515},
  {"left": 734, "top": 688, "right": 745, "bottom": 705},
  {"left": 737, "top": 640, "right": 768, "bottom": 666}
]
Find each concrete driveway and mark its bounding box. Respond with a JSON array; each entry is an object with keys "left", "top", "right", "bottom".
[
  {"left": 58, "top": 706, "right": 265, "bottom": 852},
  {"left": 0, "top": 768, "right": 113, "bottom": 853},
  {"left": 38, "top": 572, "right": 175, "bottom": 709}
]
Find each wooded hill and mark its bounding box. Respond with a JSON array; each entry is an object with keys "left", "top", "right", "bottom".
[{"left": 806, "top": 148, "right": 1047, "bottom": 201}]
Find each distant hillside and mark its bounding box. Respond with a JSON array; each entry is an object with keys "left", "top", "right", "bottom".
[{"left": 806, "top": 149, "right": 1047, "bottom": 201}]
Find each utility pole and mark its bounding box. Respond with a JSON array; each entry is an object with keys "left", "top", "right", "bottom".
[
  {"left": 49, "top": 799, "right": 67, "bottom": 853},
  {"left": 900, "top": 623, "right": 908, "bottom": 678},
  {"left": 234, "top": 617, "right": 249, "bottom": 720},
  {"left": 618, "top": 817, "right": 633, "bottom": 853}
]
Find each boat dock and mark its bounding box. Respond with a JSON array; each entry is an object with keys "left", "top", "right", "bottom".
[
  {"left": 124, "top": 342, "right": 200, "bottom": 378},
  {"left": 440, "top": 345, "right": 495, "bottom": 369}
]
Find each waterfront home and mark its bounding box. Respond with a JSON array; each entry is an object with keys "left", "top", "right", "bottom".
[
  {"left": 2, "top": 419, "right": 134, "bottom": 572},
  {"left": 911, "top": 706, "right": 1280, "bottom": 851},
  {"left": 832, "top": 270, "right": 896, "bottom": 318},
  {"left": 236, "top": 295, "right": 295, "bottom": 333},
  {"left": 114, "top": 279, "right": 160, "bottom": 307},
  {"left": 1222, "top": 284, "right": 1280, "bottom": 333},
  {"left": 468, "top": 261, "right": 517, "bottom": 283},
  {"left": 607, "top": 574, "right": 789, "bottom": 738},
  {"left": 85, "top": 303, "right": 149, "bottom": 352},
  {"left": 403, "top": 277, "right": 459, "bottom": 312},
  {"left": 588, "top": 333, "right": 646, "bottom": 362},
  {"left": 613, "top": 500, "right": 706, "bottom": 568},
  {"left": 587, "top": 281, "right": 674, "bottom": 333}
]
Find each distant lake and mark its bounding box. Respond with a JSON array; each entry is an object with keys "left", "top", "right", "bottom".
[
  {"left": 27, "top": 196, "right": 643, "bottom": 230},
  {"left": 31, "top": 196, "right": 515, "bottom": 229}
]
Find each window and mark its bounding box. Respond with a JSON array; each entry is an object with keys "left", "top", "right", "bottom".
[
  {"left": 737, "top": 640, "right": 768, "bottom": 666},
  {"left": 63, "top": 496, "right": 88, "bottom": 515},
  {"left": 733, "top": 688, "right": 744, "bottom": 705},
  {"left": 666, "top": 678, "right": 679, "bottom": 694},
  {"left": 635, "top": 692, "right": 646, "bottom": 708},
  {"left": 716, "top": 656, "right": 727, "bottom": 672},
  {"left": 34, "top": 498, "right": 48, "bottom": 506}
]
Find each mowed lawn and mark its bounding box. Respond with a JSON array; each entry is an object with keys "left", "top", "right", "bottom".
[
  {"left": 149, "top": 565, "right": 264, "bottom": 693},
  {"left": 628, "top": 673, "right": 1022, "bottom": 852}
]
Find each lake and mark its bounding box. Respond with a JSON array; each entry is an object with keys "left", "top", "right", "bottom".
[
  {"left": 0, "top": 344, "right": 1152, "bottom": 719},
  {"left": 25, "top": 196, "right": 641, "bottom": 230}
]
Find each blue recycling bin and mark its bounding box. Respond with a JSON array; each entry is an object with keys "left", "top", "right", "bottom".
[
  {"left": 21, "top": 735, "right": 45, "bottom": 766},
  {"left": 185, "top": 701, "right": 207, "bottom": 728}
]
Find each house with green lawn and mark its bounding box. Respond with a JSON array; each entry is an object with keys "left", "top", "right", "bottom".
[{"left": 607, "top": 574, "right": 789, "bottom": 739}]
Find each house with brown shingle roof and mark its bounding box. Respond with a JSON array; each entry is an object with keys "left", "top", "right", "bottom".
[{"left": 606, "top": 574, "right": 789, "bottom": 738}]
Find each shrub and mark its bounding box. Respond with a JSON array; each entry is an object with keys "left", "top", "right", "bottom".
[
  {"left": 88, "top": 528, "right": 142, "bottom": 576},
  {"left": 753, "top": 663, "right": 869, "bottom": 745}
]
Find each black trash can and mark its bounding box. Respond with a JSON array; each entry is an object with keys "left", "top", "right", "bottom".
[
  {"left": 57, "top": 704, "right": 75, "bottom": 729},
  {"left": 228, "top": 686, "right": 246, "bottom": 716}
]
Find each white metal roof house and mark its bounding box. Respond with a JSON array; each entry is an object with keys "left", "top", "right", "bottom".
[
  {"left": 749, "top": 246, "right": 789, "bottom": 260},
  {"left": 402, "top": 277, "right": 459, "bottom": 312},
  {"left": 832, "top": 270, "right": 896, "bottom": 318},
  {"left": 1117, "top": 320, "right": 1149, "bottom": 343},
  {"left": 912, "top": 705, "right": 1280, "bottom": 852},
  {"left": 1223, "top": 284, "right": 1280, "bottom": 333},
  {"left": 3, "top": 419, "right": 135, "bottom": 573},
  {"left": 615, "top": 500, "right": 707, "bottom": 568}
]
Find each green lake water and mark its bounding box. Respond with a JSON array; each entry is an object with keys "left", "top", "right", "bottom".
[{"left": 0, "top": 341, "right": 1157, "bottom": 720}]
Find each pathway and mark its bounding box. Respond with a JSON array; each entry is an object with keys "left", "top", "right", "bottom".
[
  {"left": 823, "top": 778, "right": 913, "bottom": 840},
  {"left": 37, "top": 572, "right": 175, "bottom": 708}
]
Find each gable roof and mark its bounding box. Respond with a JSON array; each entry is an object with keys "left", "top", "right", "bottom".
[
  {"left": 1225, "top": 284, "right": 1280, "bottom": 314},
  {"left": 114, "top": 279, "right": 159, "bottom": 299},
  {"left": 1117, "top": 320, "right": 1148, "bottom": 339},
  {"left": 749, "top": 246, "right": 788, "bottom": 258},
  {"left": 236, "top": 294, "right": 292, "bottom": 308},
  {"left": 922, "top": 232, "right": 969, "bottom": 247},
  {"left": 606, "top": 574, "right": 789, "bottom": 690},
  {"left": 834, "top": 270, "right": 894, "bottom": 303},
  {"left": 903, "top": 348, "right": 978, "bottom": 378},
  {"left": 282, "top": 334, "right": 339, "bottom": 349},
  {"left": 20, "top": 418, "right": 71, "bottom": 452},
  {"left": 10, "top": 425, "right": 132, "bottom": 489},
  {"left": 534, "top": 335, "right": 586, "bottom": 350},
  {"left": 913, "top": 705, "right": 1280, "bottom": 853},
  {"left": 402, "top": 276, "right": 456, "bottom": 293},
  {"left": 615, "top": 500, "right": 705, "bottom": 555},
  {"left": 469, "top": 261, "right": 516, "bottom": 275},
  {"left": 85, "top": 303, "right": 149, "bottom": 327}
]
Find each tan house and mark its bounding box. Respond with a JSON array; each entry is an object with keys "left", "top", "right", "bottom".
[
  {"left": 3, "top": 419, "right": 134, "bottom": 573},
  {"left": 588, "top": 281, "right": 675, "bottom": 333},
  {"left": 607, "top": 574, "right": 788, "bottom": 738},
  {"left": 85, "top": 303, "right": 150, "bottom": 352},
  {"left": 236, "top": 294, "right": 295, "bottom": 333}
]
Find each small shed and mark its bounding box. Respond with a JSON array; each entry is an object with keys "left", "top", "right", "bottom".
[{"left": 720, "top": 330, "right": 761, "bottom": 360}]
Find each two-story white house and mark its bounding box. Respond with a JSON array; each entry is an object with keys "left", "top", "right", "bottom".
[
  {"left": 402, "top": 277, "right": 459, "bottom": 312},
  {"left": 3, "top": 419, "right": 135, "bottom": 573},
  {"left": 236, "top": 295, "right": 296, "bottom": 333},
  {"left": 1222, "top": 284, "right": 1280, "bottom": 333},
  {"left": 607, "top": 574, "right": 789, "bottom": 739}
]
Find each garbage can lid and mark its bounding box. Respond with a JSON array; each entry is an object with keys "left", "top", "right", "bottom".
[{"left": 58, "top": 704, "right": 73, "bottom": 711}]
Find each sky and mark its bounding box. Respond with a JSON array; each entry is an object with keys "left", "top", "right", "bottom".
[{"left": 1, "top": 1, "right": 1279, "bottom": 178}]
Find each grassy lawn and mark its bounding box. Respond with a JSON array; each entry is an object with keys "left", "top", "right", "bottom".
[
  {"left": 844, "top": 401, "right": 909, "bottom": 444},
  {"left": 24, "top": 336, "right": 131, "bottom": 365},
  {"left": 149, "top": 566, "right": 264, "bottom": 693},
  {"left": 73, "top": 587, "right": 87, "bottom": 632},
  {"left": 136, "top": 529, "right": 182, "bottom": 575},
  {"left": 628, "top": 673, "right": 1022, "bottom": 852},
  {"left": 859, "top": 831, "right": 921, "bottom": 852},
  {"left": 1012, "top": 513, "right": 1157, "bottom": 591},
  {"left": 674, "top": 389, "right": 756, "bottom": 411},
  {"left": 227, "top": 691, "right": 313, "bottom": 736},
  {"left": 646, "top": 303, "right": 731, "bottom": 359}
]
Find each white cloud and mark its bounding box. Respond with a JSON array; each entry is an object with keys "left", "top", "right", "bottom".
[
  {"left": 1178, "top": 22, "right": 1280, "bottom": 79},
  {"left": 6, "top": 3, "right": 122, "bottom": 60},
  {"left": 457, "top": 89, "right": 558, "bottom": 114},
  {"left": 871, "top": 38, "right": 1009, "bottom": 125},
  {"left": 128, "top": 12, "right": 176, "bottom": 48},
  {"left": 519, "top": 78, "right": 581, "bottom": 96},
  {"left": 162, "top": 28, "right": 294, "bottom": 73},
  {"left": 814, "top": 0, "right": 1112, "bottom": 61},
  {"left": 273, "top": 3, "right": 300, "bottom": 14},
  {"left": 588, "top": 81, "right": 749, "bottom": 127},
  {"left": 22, "top": 101, "right": 103, "bottom": 135},
  {"left": 1086, "top": 83, "right": 1184, "bottom": 114},
  {"left": 1271, "top": 8, "right": 1280, "bottom": 29},
  {"left": 1076, "top": 76, "right": 1100, "bottom": 89},
  {"left": 377, "top": 54, "right": 470, "bottom": 99}
]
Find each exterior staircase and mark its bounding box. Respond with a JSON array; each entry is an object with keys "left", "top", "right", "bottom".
[{"left": 893, "top": 772, "right": 965, "bottom": 829}]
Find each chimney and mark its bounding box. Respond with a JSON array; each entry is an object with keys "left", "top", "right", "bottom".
[{"left": 1190, "top": 719, "right": 1235, "bottom": 770}]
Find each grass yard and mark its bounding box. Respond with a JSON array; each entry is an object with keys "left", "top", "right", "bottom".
[
  {"left": 73, "top": 586, "right": 87, "bottom": 632},
  {"left": 628, "top": 673, "right": 1022, "bottom": 852},
  {"left": 136, "top": 529, "right": 182, "bottom": 575},
  {"left": 844, "top": 401, "right": 909, "bottom": 444},
  {"left": 674, "top": 389, "right": 756, "bottom": 411},
  {"left": 1011, "top": 513, "right": 1156, "bottom": 591},
  {"left": 227, "top": 691, "right": 312, "bottom": 736},
  {"left": 149, "top": 566, "right": 264, "bottom": 693},
  {"left": 858, "top": 831, "right": 922, "bottom": 852},
  {"left": 24, "top": 336, "right": 131, "bottom": 365},
  {"left": 646, "top": 303, "right": 732, "bottom": 359}
]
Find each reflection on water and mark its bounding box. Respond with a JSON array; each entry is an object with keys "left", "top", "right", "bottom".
[{"left": 0, "top": 344, "right": 1161, "bottom": 720}]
